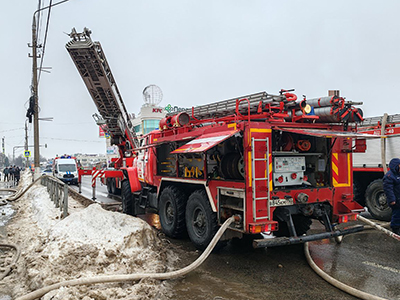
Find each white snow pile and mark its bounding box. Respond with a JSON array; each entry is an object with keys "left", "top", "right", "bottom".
[{"left": 3, "top": 173, "right": 176, "bottom": 300}]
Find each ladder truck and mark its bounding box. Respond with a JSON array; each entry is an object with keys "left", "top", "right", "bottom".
[
  {"left": 66, "top": 28, "right": 370, "bottom": 249},
  {"left": 66, "top": 28, "right": 138, "bottom": 193},
  {"left": 353, "top": 113, "right": 400, "bottom": 221}
]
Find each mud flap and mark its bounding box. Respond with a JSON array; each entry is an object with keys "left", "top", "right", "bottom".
[{"left": 252, "top": 225, "right": 364, "bottom": 248}]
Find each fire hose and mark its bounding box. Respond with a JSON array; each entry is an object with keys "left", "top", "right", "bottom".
[
  {"left": 0, "top": 176, "right": 42, "bottom": 202},
  {"left": 305, "top": 214, "right": 400, "bottom": 300},
  {"left": 0, "top": 243, "right": 21, "bottom": 281},
  {"left": 0, "top": 184, "right": 28, "bottom": 282},
  {"left": 15, "top": 216, "right": 236, "bottom": 300}
]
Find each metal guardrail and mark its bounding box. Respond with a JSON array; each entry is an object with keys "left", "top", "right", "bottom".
[{"left": 40, "top": 175, "right": 68, "bottom": 218}]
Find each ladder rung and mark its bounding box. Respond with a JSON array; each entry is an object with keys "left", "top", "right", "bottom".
[
  {"left": 253, "top": 158, "right": 268, "bottom": 161},
  {"left": 254, "top": 177, "right": 268, "bottom": 181},
  {"left": 255, "top": 216, "right": 270, "bottom": 221},
  {"left": 255, "top": 197, "right": 269, "bottom": 200}
]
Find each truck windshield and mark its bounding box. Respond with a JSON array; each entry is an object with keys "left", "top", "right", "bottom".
[{"left": 59, "top": 164, "right": 76, "bottom": 172}]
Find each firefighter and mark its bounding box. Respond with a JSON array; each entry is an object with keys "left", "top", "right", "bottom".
[
  {"left": 383, "top": 158, "right": 400, "bottom": 235},
  {"left": 14, "top": 166, "right": 21, "bottom": 185},
  {"left": 3, "top": 167, "right": 9, "bottom": 182}
]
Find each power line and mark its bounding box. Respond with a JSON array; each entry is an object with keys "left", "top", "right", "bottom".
[
  {"left": 0, "top": 128, "right": 24, "bottom": 133},
  {"left": 36, "top": 0, "right": 42, "bottom": 36},
  {"left": 41, "top": 137, "right": 104, "bottom": 143},
  {"left": 38, "top": 0, "right": 53, "bottom": 84}
]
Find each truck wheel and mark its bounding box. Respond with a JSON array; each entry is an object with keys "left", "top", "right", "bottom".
[
  {"left": 121, "top": 180, "right": 135, "bottom": 216},
  {"left": 186, "top": 190, "right": 219, "bottom": 250},
  {"left": 353, "top": 179, "right": 365, "bottom": 206},
  {"left": 159, "top": 186, "right": 187, "bottom": 238},
  {"left": 365, "top": 179, "right": 392, "bottom": 221}
]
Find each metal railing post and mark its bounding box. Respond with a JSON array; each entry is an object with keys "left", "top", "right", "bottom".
[
  {"left": 63, "top": 184, "right": 68, "bottom": 218},
  {"left": 55, "top": 185, "right": 60, "bottom": 208},
  {"left": 50, "top": 180, "right": 54, "bottom": 202}
]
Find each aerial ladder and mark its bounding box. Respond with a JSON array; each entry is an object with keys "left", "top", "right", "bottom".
[{"left": 66, "top": 28, "right": 139, "bottom": 151}]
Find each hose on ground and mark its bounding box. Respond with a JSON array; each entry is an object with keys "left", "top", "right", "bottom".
[
  {"left": 0, "top": 243, "right": 21, "bottom": 281},
  {"left": 304, "top": 242, "right": 387, "bottom": 300},
  {"left": 0, "top": 175, "right": 43, "bottom": 202},
  {"left": 305, "top": 214, "right": 399, "bottom": 300},
  {"left": 15, "top": 216, "right": 236, "bottom": 300}
]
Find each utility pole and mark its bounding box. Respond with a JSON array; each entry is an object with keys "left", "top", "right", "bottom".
[
  {"left": 13, "top": 144, "right": 47, "bottom": 165},
  {"left": 29, "top": 0, "right": 70, "bottom": 177},
  {"left": 29, "top": 14, "right": 41, "bottom": 174}
]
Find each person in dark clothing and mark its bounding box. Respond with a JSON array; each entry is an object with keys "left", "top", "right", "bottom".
[
  {"left": 14, "top": 166, "right": 21, "bottom": 185},
  {"left": 3, "top": 167, "right": 9, "bottom": 182},
  {"left": 382, "top": 158, "right": 400, "bottom": 235},
  {"left": 8, "top": 166, "right": 14, "bottom": 183}
]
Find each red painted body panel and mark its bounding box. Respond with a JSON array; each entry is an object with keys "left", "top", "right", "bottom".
[{"left": 172, "top": 130, "right": 239, "bottom": 153}]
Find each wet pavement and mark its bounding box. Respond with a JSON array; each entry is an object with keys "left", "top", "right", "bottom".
[
  {"left": 70, "top": 176, "right": 120, "bottom": 204},
  {"left": 75, "top": 177, "right": 400, "bottom": 299},
  {"left": 12, "top": 177, "right": 400, "bottom": 299},
  {"left": 167, "top": 223, "right": 399, "bottom": 300}
]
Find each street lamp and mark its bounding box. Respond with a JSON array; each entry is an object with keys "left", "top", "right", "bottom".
[
  {"left": 30, "top": 0, "right": 71, "bottom": 177},
  {"left": 13, "top": 144, "right": 47, "bottom": 166}
]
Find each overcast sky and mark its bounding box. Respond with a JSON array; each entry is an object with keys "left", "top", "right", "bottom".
[{"left": 1, "top": 0, "right": 399, "bottom": 160}]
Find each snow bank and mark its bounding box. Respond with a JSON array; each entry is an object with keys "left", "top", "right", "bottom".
[{"left": 3, "top": 172, "right": 176, "bottom": 300}]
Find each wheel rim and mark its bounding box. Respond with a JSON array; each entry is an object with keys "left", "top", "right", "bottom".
[
  {"left": 165, "top": 200, "right": 174, "bottom": 225},
  {"left": 192, "top": 207, "right": 207, "bottom": 237},
  {"left": 374, "top": 191, "right": 387, "bottom": 210},
  {"left": 238, "top": 157, "right": 245, "bottom": 178}
]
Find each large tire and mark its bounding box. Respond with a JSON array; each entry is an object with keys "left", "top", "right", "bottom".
[
  {"left": 353, "top": 179, "right": 365, "bottom": 206},
  {"left": 121, "top": 180, "right": 135, "bottom": 216},
  {"left": 365, "top": 179, "right": 392, "bottom": 221},
  {"left": 220, "top": 153, "right": 244, "bottom": 180},
  {"left": 274, "top": 215, "right": 312, "bottom": 237},
  {"left": 185, "top": 190, "right": 219, "bottom": 250},
  {"left": 159, "top": 186, "right": 187, "bottom": 238}
]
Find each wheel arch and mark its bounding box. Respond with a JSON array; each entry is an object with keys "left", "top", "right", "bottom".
[
  {"left": 158, "top": 179, "right": 217, "bottom": 212},
  {"left": 121, "top": 167, "right": 141, "bottom": 192}
]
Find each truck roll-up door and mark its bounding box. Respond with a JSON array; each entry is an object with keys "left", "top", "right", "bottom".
[{"left": 171, "top": 130, "right": 239, "bottom": 153}]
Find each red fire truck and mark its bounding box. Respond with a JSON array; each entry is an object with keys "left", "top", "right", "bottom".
[{"left": 67, "top": 28, "right": 369, "bottom": 249}]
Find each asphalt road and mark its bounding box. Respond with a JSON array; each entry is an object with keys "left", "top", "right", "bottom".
[{"left": 68, "top": 178, "right": 400, "bottom": 299}]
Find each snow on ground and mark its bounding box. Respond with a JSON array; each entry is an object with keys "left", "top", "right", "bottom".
[{"left": 1, "top": 172, "right": 177, "bottom": 299}]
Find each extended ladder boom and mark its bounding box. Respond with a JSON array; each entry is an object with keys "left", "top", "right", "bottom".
[
  {"left": 359, "top": 113, "right": 400, "bottom": 128},
  {"left": 66, "top": 28, "right": 139, "bottom": 149},
  {"left": 166, "top": 91, "right": 286, "bottom": 119}
]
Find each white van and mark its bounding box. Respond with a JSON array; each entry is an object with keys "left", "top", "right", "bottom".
[{"left": 53, "top": 156, "right": 78, "bottom": 185}]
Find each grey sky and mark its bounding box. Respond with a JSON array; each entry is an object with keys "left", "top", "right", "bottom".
[{"left": 1, "top": 0, "right": 399, "bottom": 160}]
